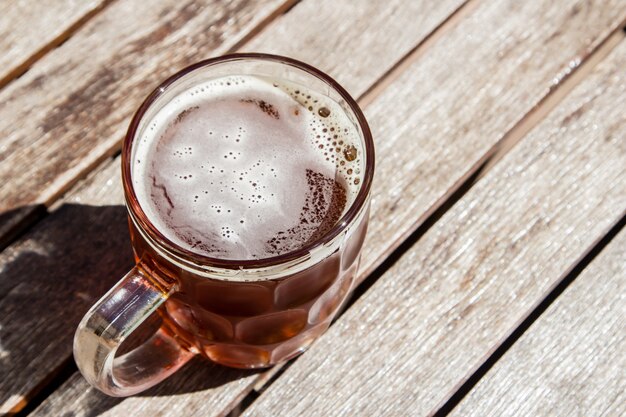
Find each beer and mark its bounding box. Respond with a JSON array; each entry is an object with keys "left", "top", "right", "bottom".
[{"left": 128, "top": 73, "right": 369, "bottom": 368}]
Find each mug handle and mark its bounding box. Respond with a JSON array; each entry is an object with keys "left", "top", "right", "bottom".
[{"left": 73, "top": 263, "right": 194, "bottom": 396}]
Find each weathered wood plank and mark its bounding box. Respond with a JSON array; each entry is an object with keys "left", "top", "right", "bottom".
[
  {"left": 0, "top": 0, "right": 293, "bottom": 239},
  {"left": 1, "top": 0, "right": 472, "bottom": 414},
  {"left": 0, "top": 0, "right": 468, "bottom": 244},
  {"left": 238, "top": 40, "right": 626, "bottom": 416},
  {"left": 0, "top": 0, "right": 109, "bottom": 88},
  {"left": 450, "top": 227, "right": 626, "bottom": 417},
  {"left": 26, "top": 0, "right": 626, "bottom": 416}
]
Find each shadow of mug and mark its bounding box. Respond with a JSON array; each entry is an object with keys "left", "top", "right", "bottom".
[{"left": 0, "top": 203, "right": 259, "bottom": 416}]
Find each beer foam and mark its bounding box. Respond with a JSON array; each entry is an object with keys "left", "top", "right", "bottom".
[{"left": 132, "top": 75, "right": 364, "bottom": 260}]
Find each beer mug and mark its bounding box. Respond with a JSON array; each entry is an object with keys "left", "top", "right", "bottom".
[{"left": 74, "top": 54, "right": 374, "bottom": 396}]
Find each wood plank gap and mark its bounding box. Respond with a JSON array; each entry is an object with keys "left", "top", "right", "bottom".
[
  {"left": 40, "top": 146, "right": 120, "bottom": 212},
  {"left": 224, "top": 391, "right": 260, "bottom": 417},
  {"left": 9, "top": 356, "right": 77, "bottom": 417},
  {"left": 433, "top": 210, "right": 626, "bottom": 416},
  {"left": 224, "top": 0, "right": 301, "bottom": 54},
  {"left": 351, "top": 159, "right": 490, "bottom": 307},
  {"left": 0, "top": 204, "right": 47, "bottom": 254},
  {"left": 357, "top": 0, "right": 479, "bottom": 107},
  {"left": 448, "top": 224, "right": 626, "bottom": 416},
  {"left": 0, "top": 149, "right": 120, "bottom": 257},
  {"left": 0, "top": 0, "right": 117, "bottom": 91},
  {"left": 477, "top": 24, "right": 626, "bottom": 178},
  {"left": 47, "top": 153, "right": 122, "bottom": 214},
  {"left": 227, "top": 363, "right": 293, "bottom": 417},
  {"left": 357, "top": 23, "right": 626, "bottom": 281}
]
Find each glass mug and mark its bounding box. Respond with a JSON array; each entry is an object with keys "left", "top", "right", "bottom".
[{"left": 73, "top": 54, "right": 374, "bottom": 396}]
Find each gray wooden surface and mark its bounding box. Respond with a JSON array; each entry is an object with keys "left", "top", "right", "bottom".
[
  {"left": 239, "top": 39, "right": 626, "bottom": 416},
  {"left": 25, "top": 1, "right": 626, "bottom": 416},
  {"left": 451, "top": 228, "right": 626, "bottom": 416},
  {"left": 0, "top": 0, "right": 108, "bottom": 88},
  {"left": 0, "top": 0, "right": 624, "bottom": 416}
]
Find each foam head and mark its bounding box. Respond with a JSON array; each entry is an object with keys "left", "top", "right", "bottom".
[{"left": 132, "top": 75, "right": 364, "bottom": 260}]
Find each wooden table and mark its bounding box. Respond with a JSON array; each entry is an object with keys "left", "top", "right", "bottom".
[{"left": 1, "top": 1, "right": 624, "bottom": 416}]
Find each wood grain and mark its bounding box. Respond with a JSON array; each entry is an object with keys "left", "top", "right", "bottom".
[
  {"left": 0, "top": 0, "right": 109, "bottom": 88},
  {"left": 240, "top": 40, "right": 626, "bottom": 416},
  {"left": 0, "top": 0, "right": 292, "bottom": 239},
  {"left": 0, "top": 0, "right": 472, "bottom": 414},
  {"left": 22, "top": 0, "right": 626, "bottom": 416},
  {"left": 450, "top": 227, "right": 626, "bottom": 417}
]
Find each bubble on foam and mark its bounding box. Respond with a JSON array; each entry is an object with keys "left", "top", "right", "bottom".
[{"left": 132, "top": 74, "right": 364, "bottom": 261}]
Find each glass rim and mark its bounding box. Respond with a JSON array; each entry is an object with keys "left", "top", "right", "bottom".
[{"left": 121, "top": 53, "right": 374, "bottom": 269}]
